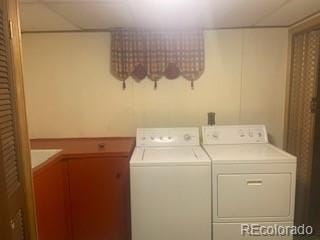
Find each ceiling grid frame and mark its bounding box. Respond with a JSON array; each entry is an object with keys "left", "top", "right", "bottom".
[{"left": 18, "top": 0, "right": 320, "bottom": 33}]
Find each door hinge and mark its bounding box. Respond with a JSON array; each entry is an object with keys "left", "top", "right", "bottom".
[
  {"left": 8, "top": 20, "right": 13, "bottom": 40},
  {"left": 10, "top": 219, "right": 15, "bottom": 230},
  {"left": 311, "top": 97, "right": 318, "bottom": 113}
]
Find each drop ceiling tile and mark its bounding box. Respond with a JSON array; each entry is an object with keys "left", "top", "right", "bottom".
[
  {"left": 130, "top": 0, "right": 288, "bottom": 29},
  {"left": 46, "top": 3, "right": 135, "bottom": 29},
  {"left": 20, "top": 3, "right": 80, "bottom": 31},
  {"left": 208, "top": 0, "right": 288, "bottom": 28},
  {"left": 256, "top": 0, "right": 320, "bottom": 26},
  {"left": 129, "top": 0, "right": 214, "bottom": 29}
]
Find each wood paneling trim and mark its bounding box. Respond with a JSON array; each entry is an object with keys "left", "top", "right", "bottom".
[
  {"left": 20, "top": 26, "right": 289, "bottom": 34},
  {"left": 283, "top": 31, "right": 293, "bottom": 149},
  {"left": 290, "top": 13, "right": 320, "bottom": 35}
]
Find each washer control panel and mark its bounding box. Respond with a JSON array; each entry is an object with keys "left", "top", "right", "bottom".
[
  {"left": 202, "top": 125, "right": 268, "bottom": 145},
  {"left": 137, "top": 128, "right": 199, "bottom": 147}
]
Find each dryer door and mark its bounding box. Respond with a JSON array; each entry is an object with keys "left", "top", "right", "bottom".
[
  {"left": 212, "top": 163, "right": 296, "bottom": 222},
  {"left": 217, "top": 173, "right": 291, "bottom": 218}
]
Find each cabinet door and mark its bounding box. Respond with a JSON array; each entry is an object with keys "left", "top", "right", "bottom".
[
  {"left": 33, "top": 161, "right": 71, "bottom": 240},
  {"left": 68, "top": 157, "right": 130, "bottom": 240}
]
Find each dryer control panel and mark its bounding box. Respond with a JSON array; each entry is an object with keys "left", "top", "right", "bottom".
[
  {"left": 202, "top": 125, "right": 268, "bottom": 145},
  {"left": 136, "top": 128, "right": 199, "bottom": 147}
]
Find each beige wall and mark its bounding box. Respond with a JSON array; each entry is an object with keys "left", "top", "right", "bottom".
[{"left": 22, "top": 28, "right": 288, "bottom": 147}]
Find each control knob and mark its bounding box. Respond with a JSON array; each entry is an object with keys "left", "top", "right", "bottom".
[
  {"left": 184, "top": 134, "right": 192, "bottom": 141},
  {"left": 212, "top": 133, "right": 219, "bottom": 139}
]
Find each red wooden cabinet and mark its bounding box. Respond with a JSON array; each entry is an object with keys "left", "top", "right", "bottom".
[
  {"left": 67, "top": 157, "right": 130, "bottom": 240},
  {"left": 32, "top": 138, "right": 135, "bottom": 240},
  {"left": 33, "top": 160, "right": 71, "bottom": 240}
]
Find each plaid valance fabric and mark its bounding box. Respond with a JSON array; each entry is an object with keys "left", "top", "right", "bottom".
[{"left": 111, "top": 29, "right": 205, "bottom": 89}]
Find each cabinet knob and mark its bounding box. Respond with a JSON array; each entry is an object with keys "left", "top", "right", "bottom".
[
  {"left": 98, "top": 143, "right": 106, "bottom": 149},
  {"left": 116, "top": 173, "right": 121, "bottom": 179}
]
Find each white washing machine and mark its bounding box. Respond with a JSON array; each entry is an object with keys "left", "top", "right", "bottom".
[
  {"left": 130, "top": 128, "right": 211, "bottom": 240},
  {"left": 202, "top": 125, "right": 297, "bottom": 240}
]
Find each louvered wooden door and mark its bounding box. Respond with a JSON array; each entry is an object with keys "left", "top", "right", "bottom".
[{"left": 0, "top": 0, "right": 31, "bottom": 239}]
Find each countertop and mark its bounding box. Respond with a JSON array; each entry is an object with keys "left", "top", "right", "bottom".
[
  {"left": 31, "top": 149, "right": 62, "bottom": 168},
  {"left": 31, "top": 137, "right": 136, "bottom": 172}
]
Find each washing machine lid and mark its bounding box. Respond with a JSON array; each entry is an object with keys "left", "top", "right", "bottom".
[
  {"left": 202, "top": 144, "right": 296, "bottom": 164},
  {"left": 130, "top": 146, "right": 210, "bottom": 166}
]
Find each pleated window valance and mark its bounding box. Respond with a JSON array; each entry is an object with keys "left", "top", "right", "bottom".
[{"left": 111, "top": 29, "right": 205, "bottom": 89}]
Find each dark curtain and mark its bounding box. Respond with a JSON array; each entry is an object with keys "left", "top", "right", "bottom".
[{"left": 111, "top": 29, "right": 205, "bottom": 89}]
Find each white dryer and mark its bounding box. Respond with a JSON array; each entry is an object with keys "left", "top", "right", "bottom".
[
  {"left": 130, "top": 128, "right": 211, "bottom": 240},
  {"left": 202, "top": 125, "right": 297, "bottom": 240}
]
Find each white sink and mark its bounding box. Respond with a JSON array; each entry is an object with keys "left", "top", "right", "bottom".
[{"left": 31, "top": 149, "right": 62, "bottom": 168}]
